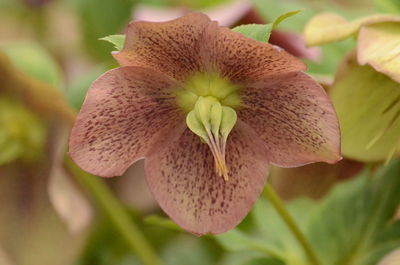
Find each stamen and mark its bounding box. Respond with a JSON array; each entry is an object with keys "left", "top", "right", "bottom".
[{"left": 186, "top": 96, "right": 237, "bottom": 181}]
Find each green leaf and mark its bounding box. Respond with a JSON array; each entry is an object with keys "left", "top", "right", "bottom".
[
  {"left": 330, "top": 56, "right": 400, "bottom": 162},
  {"left": 232, "top": 24, "right": 273, "bottom": 43},
  {"left": 100, "top": 35, "right": 125, "bottom": 51},
  {"left": 67, "top": 0, "right": 134, "bottom": 61},
  {"left": 216, "top": 229, "right": 282, "bottom": 258},
  {"left": 1, "top": 42, "right": 63, "bottom": 88},
  {"left": 77, "top": 213, "right": 222, "bottom": 265},
  {"left": 219, "top": 252, "right": 285, "bottom": 265},
  {"left": 306, "top": 39, "right": 355, "bottom": 75},
  {"left": 215, "top": 161, "right": 400, "bottom": 265},
  {"left": 143, "top": 215, "right": 181, "bottom": 231},
  {"left": 252, "top": 0, "right": 313, "bottom": 33},
  {"left": 374, "top": 0, "right": 400, "bottom": 14},
  {"left": 308, "top": 162, "right": 400, "bottom": 265},
  {"left": 161, "top": 235, "right": 221, "bottom": 265},
  {"left": 242, "top": 257, "right": 285, "bottom": 265},
  {"left": 232, "top": 10, "right": 301, "bottom": 42}
]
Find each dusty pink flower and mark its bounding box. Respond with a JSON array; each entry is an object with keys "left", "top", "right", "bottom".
[{"left": 69, "top": 13, "right": 341, "bottom": 235}]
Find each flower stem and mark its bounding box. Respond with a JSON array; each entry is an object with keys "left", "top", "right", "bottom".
[
  {"left": 66, "top": 157, "right": 162, "bottom": 265},
  {"left": 263, "top": 182, "right": 321, "bottom": 265}
]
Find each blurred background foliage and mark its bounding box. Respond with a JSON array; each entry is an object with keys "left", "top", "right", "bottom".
[{"left": 0, "top": 0, "right": 399, "bottom": 265}]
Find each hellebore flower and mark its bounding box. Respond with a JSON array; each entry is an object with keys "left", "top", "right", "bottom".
[{"left": 69, "top": 13, "right": 341, "bottom": 235}]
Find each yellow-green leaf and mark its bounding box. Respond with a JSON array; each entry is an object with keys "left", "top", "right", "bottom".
[
  {"left": 232, "top": 10, "right": 301, "bottom": 42},
  {"left": 100, "top": 34, "right": 125, "bottom": 51}
]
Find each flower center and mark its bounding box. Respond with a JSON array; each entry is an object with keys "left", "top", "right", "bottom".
[
  {"left": 176, "top": 72, "right": 241, "bottom": 113},
  {"left": 178, "top": 73, "right": 240, "bottom": 181}
]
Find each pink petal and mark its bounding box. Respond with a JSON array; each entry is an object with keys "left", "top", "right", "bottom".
[
  {"left": 145, "top": 121, "right": 269, "bottom": 235},
  {"left": 132, "top": 0, "right": 251, "bottom": 28},
  {"left": 205, "top": 0, "right": 252, "bottom": 27},
  {"left": 201, "top": 23, "right": 307, "bottom": 83},
  {"left": 239, "top": 71, "right": 341, "bottom": 167},
  {"left": 132, "top": 5, "right": 186, "bottom": 23},
  {"left": 69, "top": 66, "right": 183, "bottom": 177},
  {"left": 114, "top": 13, "right": 212, "bottom": 82}
]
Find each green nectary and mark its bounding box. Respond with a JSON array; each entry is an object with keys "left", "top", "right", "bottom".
[{"left": 176, "top": 72, "right": 241, "bottom": 113}]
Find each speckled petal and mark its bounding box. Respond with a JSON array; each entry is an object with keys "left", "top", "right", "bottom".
[
  {"left": 239, "top": 71, "right": 341, "bottom": 167},
  {"left": 201, "top": 23, "right": 306, "bottom": 83},
  {"left": 145, "top": 121, "right": 269, "bottom": 235},
  {"left": 69, "top": 66, "right": 183, "bottom": 177},
  {"left": 114, "top": 13, "right": 212, "bottom": 82}
]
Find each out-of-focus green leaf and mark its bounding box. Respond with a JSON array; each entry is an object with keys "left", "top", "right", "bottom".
[
  {"left": 306, "top": 39, "right": 355, "bottom": 75},
  {"left": 67, "top": 66, "right": 108, "bottom": 110},
  {"left": 67, "top": 0, "right": 134, "bottom": 61},
  {"left": 0, "top": 98, "right": 46, "bottom": 165},
  {"left": 77, "top": 212, "right": 223, "bottom": 265},
  {"left": 100, "top": 35, "right": 125, "bottom": 51},
  {"left": 252, "top": 0, "right": 313, "bottom": 32},
  {"left": 143, "top": 215, "right": 181, "bottom": 231},
  {"left": 216, "top": 229, "right": 282, "bottom": 258},
  {"left": 375, "top": 0, "right": 400, "bottom": 14},
  {"left": 215, "top": 161, "right": 400, "bottom": 265},
  {"left": 2, "top": 42, "right": 62, "bottom": 88},
  {"left": 232, "top": 10, "right": 301, "bottom": 42},
  {"left": 162, "top": 235, "right": 221, "bottom": 265},
  {"left": 358, "top": 22, "right": 400, "bottom": 83},
  {"left": 242, "top": 257, "right": 285, "bottom": 265},
  {"left": 216, "top": 198, "right": 314, "bottom": 263},
  {"left": 309, "top": 162, "right": 400, "bottom": 265},
  {"left": 220, "top": 252, "right": 285, "bottom": 265},
  {"left": 331, "top": 56, "right": 400, "bottom": 162}
]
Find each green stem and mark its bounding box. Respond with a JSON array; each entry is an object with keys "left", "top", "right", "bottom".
[
  {"left": 66, "top": 157, "right": 162, "bottom": 265},
  {"left": 264, "top": 182, "right": 321, "bottom": 265}
]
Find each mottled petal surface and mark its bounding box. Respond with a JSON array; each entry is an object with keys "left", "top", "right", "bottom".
[
  {"left": 114, "top": 13, "right": 212, "bottom": 82},
  {"left": 239, "top": 71, "right": 341, "bottom": 167},
  {"left": 145, "top": 121, "right": 269, "bottom": 235},
  {"left": 69, "top": 66, "right": 182, "bottom": 177},
  {"left": 201, "top": 23, "right": 306, "bottom": 83}
]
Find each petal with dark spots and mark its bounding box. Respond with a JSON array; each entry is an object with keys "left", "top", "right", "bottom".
[
  {"left": 201, "top": 23, "right": 307, "bottom": 83},
  {"left": 144, "top": 121, "right": 269, "bottom": 235},
  {"left": 69, "top": 66, "right": 183, "bottom": 177},
  {"left": 239, "top": 71, "right": 341, "bottom": 167},
  {"left": 114, "top": 12, "right": 212, "bottom": 82}
]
